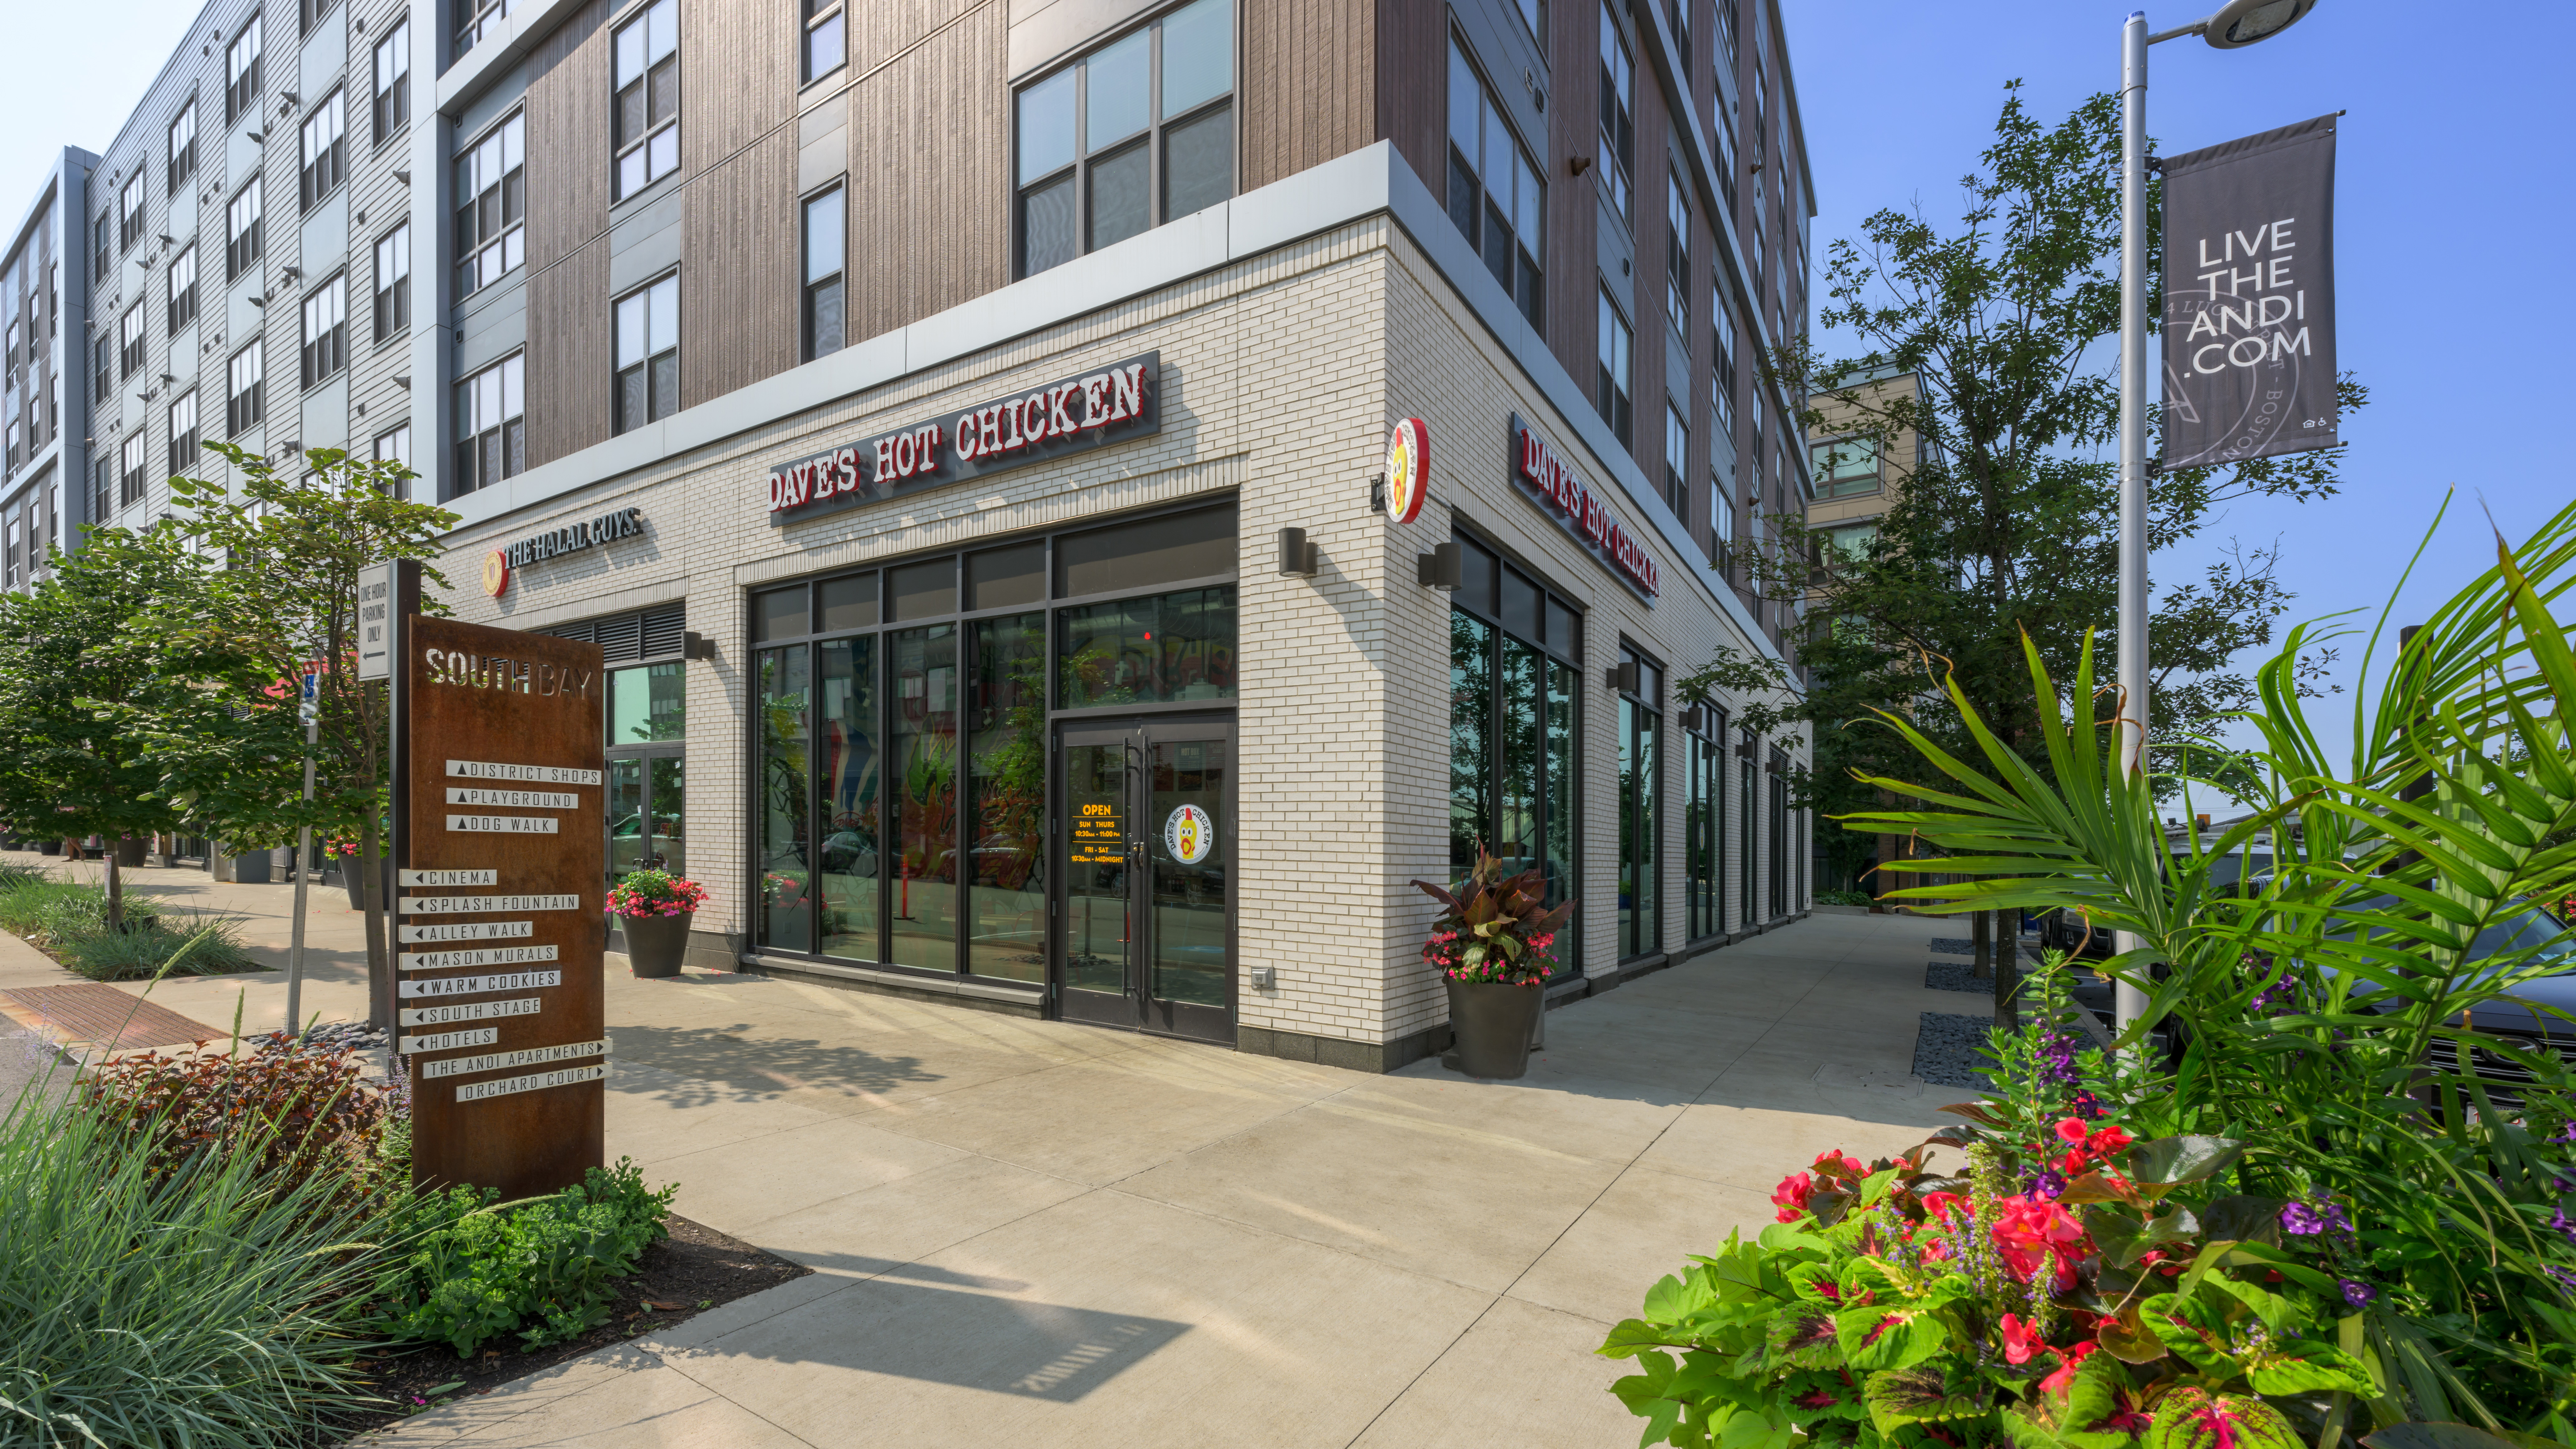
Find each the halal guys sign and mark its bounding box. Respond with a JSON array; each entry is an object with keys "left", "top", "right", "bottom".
[
  {"left": 1509, "top": 414, "right": 1659, "bottom": 598},
  {"left": 768, "top": 352, "right": 1160, "bottom": 525}
]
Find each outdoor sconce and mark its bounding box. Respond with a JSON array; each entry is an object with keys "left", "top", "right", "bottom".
[
  {"left": 1737, "top": 733, "right": 1759, "bottom": 760},
  {"left": 1276, "top": 527, "right": 1318, "bottom": 577},
  {"left": 1417, "top": 541, "right": 1461, "bottom": 589},
  {"left": 683, "top": 631, "right": 717, "bottom": 661},
  {"left": 1608, "top": 661, "right": 1640, "bottom": 694}
]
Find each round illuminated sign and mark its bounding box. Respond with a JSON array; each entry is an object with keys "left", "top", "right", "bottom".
[
  {"left": 1164, "top": 804, "right": 1214, "bottom": 866},
  {"left": 481, "top": 549, "right": 510, "bottom": 598},
  {"left": 1383, "top": 417, "right": 1429, "bottom": 524}
]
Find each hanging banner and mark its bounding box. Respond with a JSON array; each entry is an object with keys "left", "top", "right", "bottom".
[{"left": 2160, "top": 114, "right": 2338, "bottom": 470}]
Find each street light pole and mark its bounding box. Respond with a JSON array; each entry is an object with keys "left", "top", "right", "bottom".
[{"left": 2115, "top": 12, "right": 2154, "bottom": 1032}]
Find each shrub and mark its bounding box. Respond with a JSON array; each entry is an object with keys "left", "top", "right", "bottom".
[
  {"left": 0, "top": 1087, "right": 388, "bottom": 1447},
  {"left": 80, "top": 1032, "right": 388, "bottom": 1193},
  {"left": 54, "top": 915, "right": 259, "bottom": 980},
  {"left": 0, "top": 876, "right": 154, "bottom": 940},
  {"left": 1816, "top": 889, "right": 1875, "bottom": 907},
  {"left": 1411, "top": 844, "right": 1575, "bottom": 986},
  {"left": 373, "top": 1160, "right": 676, "bottom": 1357}
]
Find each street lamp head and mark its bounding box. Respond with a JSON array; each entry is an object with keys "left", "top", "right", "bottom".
[{"left": 2203, "top": 0, "right": 2315, "bottom": 48}]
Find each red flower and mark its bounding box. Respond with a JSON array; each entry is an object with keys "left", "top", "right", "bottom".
[
  {"left": 1991, "top": 1194, "right": 2088, "bottom": 1292},
  {"left": 1997, "top": 1312, "right": 2047, "bottom": 1365},
  {"left": 1771, "top": 1171, "right": 1814, "bottom": 1223},
  {"left": 1813, "top": 1149, "right": 1865, "bottom": 1176},
  {"left": 2056, "top": 1148, "right": 2091, "bottom": 1178},
  {"left": 1920, "top": 1191, "right": 1968, "bottom": 1222},
  {"left": 2054, "top": 1118, "right": 2092, "bottom": 1145},
  {"left": 2087, "top": 1125, "right": 2133, "bottom": 1154},
  {"left": 2038, "top": 1340, "right": 2098, "bottom": 1393}
]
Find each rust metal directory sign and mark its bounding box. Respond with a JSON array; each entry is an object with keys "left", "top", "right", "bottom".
[{"left": 399, "top": 616, "right": 607, "bottom": 1199}]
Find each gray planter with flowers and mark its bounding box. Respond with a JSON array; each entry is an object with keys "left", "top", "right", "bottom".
[
  {"left": 610, "top": 868, "right": 710, "bottom": 978},
  {"left": 1412, "top": 846, "right": 1576, "bottom": 1082}
]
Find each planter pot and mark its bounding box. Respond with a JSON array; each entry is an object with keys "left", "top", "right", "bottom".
[
  {"left": 622, "top": 910, "right": 694, "bottom": 978},
  {"left": 1444, "top": 977, "right": 1544, "bottom": 1080}
]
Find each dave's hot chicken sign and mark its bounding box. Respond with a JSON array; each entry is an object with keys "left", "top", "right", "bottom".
[
  {"left": 768, "top": 352, "right": 1160, "bottom": 525},
  {"left": 1509, "top": 414, "right": 1659, "bottom": 598}
]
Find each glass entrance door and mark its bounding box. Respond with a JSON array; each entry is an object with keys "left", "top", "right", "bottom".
[
  {"left": 607, "top": 751, "right": 684, "bottom": 949},
  {"left": 1056, "top": 718, "right": 1233, "bottom": 1043}
]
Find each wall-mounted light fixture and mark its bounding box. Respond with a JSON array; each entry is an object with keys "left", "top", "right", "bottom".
[
  {"left": 1276, "top": 527, "right": 1317, "bottom": 577},
  {"left": 246, "top": 130, "right": 266, "bottom": 143},
  {"left": 1417, "top": 541, "right": 1460, "bottom": 589},
  {"left": 1608, "top": 660, "right": 1641, "bottom": 694},
  {"left": 394, "top": 169, "right": 412, "bottom": 184},
  {"left": 684, "top": 631, "right": 717, "bottom": 661}
]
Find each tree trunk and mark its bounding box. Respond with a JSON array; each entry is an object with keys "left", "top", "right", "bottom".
[
  {"left": 360, "top": 817, "right": 391, "bottom": 1029},
  {"left": 1971, "top": 906, "right": 1992, "bottom": 979},
  {"left": 105, "top": 848, "right": 124, "bottom": 933},
  {"left": 1995, "top": 909, "right": 2021, "bottom": 1032}
]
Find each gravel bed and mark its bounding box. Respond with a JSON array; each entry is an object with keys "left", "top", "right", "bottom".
[
  {"left": 1911, "top": 1011, "right": 2000, "bottom": 1089},
  {"left": 1925, "top": 960, "right": 2028, "bottom": 996},
  {"left": 1929, "top": 937, "right": 1975, "bottom": 956}
]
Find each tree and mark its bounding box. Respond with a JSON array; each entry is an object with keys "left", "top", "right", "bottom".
[
  {"left": 1686, "top": 85, "right": 2360, "bottom": 1002},
  {"left": 0, "top": 525, "right": 253, "bottom": 929},
  {"left": 156, "top": 445, "right": 457, "bottom": 1024}
]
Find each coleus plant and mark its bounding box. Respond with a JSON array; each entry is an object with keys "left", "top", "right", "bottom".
[
  {"left": 1412, "top": 844, "right": 1576, "bottom": 986},
  {"left": 1592, "top": 1115, "right": 2472, "bottom": 1449}
]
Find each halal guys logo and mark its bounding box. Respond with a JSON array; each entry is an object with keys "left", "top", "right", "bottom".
[
  {"left": 480, "top": 550, "right": 510, "bottom": 598},
  {"left": 1382, "top": 417, "right": 1429, "bottom": 524}
]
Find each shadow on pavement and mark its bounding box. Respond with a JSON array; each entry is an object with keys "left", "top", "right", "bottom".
[
  {"left": 609, "top": 1022, "right": 944, "bottom": 1107},
  {"left": 704, "top": 1278, "right": 1189, "bottom": 1401}
]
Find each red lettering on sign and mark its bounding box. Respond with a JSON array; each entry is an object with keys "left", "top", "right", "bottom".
[
  {"left": 1049, "top": 384, "right": 1077, "bottom": 436},
  {"left": 1082, "top": 375, "right": 1111, "bottom": 428},
  {"left": 1111, "top": 364, "right": 1144, "bottom": 422},
  {"left": 915, "top": 424, "right": 943, "bottom": 471}
]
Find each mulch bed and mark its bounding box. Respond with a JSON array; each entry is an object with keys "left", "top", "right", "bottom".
[{"left": 330, "top": 1214, "right": 811, "bottom": 1441}]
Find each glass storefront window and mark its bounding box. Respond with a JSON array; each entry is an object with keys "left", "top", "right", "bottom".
[
  {"left": 817, "top": 636, "right": 879, "bottom": 960},
  {"left": 1446, "top": 537, "right": 1580, "bottom": 949},
  {"left": 1617, "top": 646, "right": 1662, "bottom": 959},
  {"left": 1057, "top": 585, "right": 1236, "bottom": 708},
  {"left": 889, "top": 624, "right": 959, "bottom": 971},
  {"left": 1685, "top": 711, "right": 1725, "bottom": 941},
  {"left": 754, "top": 645, "right": 811, "bottom": 951},
  {"left": 1447, "top": 611, "right": 1494, "bottom": 877},
  {"left": 608, "top": 661, "right": 685, "bottom": 743},
  {"left": 967, "top": 613, "right": 1046, "bottom": 981}
]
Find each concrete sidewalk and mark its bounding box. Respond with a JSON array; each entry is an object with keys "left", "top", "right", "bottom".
[{"left": 353, "top": 911, "right": 1973, "bottom": 1449}]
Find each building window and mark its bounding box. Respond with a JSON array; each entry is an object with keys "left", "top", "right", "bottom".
[
  {"left": 92, "top": 333, "right": 112, "bottom": 403},
  {"left": 1712, "top": 86, "right": 1737, "bottom": 214},
  {"left": 372, "top": 422, "right": 412, "bottom": 499},
  {"left": 1513, "top": 0, "right": 1543, "bottom": 37},
  {"left": 120, "top": 433, "right": 147, "bottom": 509},
  {"left": 1445, "top": 38, "right": 1545, "bottom": 328},
  {"left": 119, "top": 305, "right": 145, "bottom": 380},
  {"left": 166, "top": 246, "right": 199, "bottom": 333},
  {"left": 1822, "top": 520, "right": 1877, "bottom": 569},
  {"left": 1014, "top": 0, "right": 1232, "bottom": 279},
  {"left": 455, "top": 113, "right": 525, "bottom": 296},
  {"left": 1616, "top": 644, "right": 1662, "bottom": 959},
  {"left": 168, "top": 100, "right": 198, "bottom": 192},
  {"left": 1685, "top": 705, "right": 1726, "bottom": 939},
  {"left": 1768, "top": 749, "right": 1789, "bottom": 919},
  {"left": 802, "top": 0, "right": 844, "bottom": 84},
  {"left": 1663, "top": 400, "right": 1688, "bottom": 519},
  {"left": 226, "top": 178, "right": 264, "bottom": 281},
  {"left": 1716, "top": 0, "right": 1738, "bottom": 65},
  {"left": 373, "top": 223, "right": 410, "bottom": 341},
  {"left": 226, "top": 341, "right": 264, "bottom": 435},
  {"left": 300, "top": 91, "right": 346, "bottom": 212},
  {"left": 226, "top": 15, "right": 264, "bottom": 126},
  {"left": 1739, "top": 741, "right": 1759, "bottom": 920},
  {"left": 1711, "top": 291, "right": 1738, "bottom": 441},
  {"left": 93, "top": 211, "right": 111, "bottom": 283},
  {"left": 613, "top": 0, "right": 680, "bottom": 200},
  {"left": 374, "top": 18, "right": 410, "bottom": 146},
  {"left": 166, "top": 392, "right": 200, "bottom": 475},
  {"left": 1446, "top": 535, "right": 1581, "bottom": 940},
  {"left": 803, "top": 187, "right": 844, "bottom": 360},
  {"left": 1811, "top": 436, "right": 1880, "bottom": 497},
  {"left": 451, "top": 354, "right": 524, "bottom": 496},
  {"left": 1665, "top": 168, "right": 1690, "bottom": 339},
  {"left": 299, "top": 273, "right": 346, "bottom": 387},
  {"left": 120, "top": 175, "right": 145, "bottom": 253},
  {"left": 300, "top": 0, "right": 336, "bottom": 37},
  {"left": 613, "top": 273, "right": 678, "bottom": 433},
  {"left": 1598, "top": 10, "right": 1635, "bottom": 222},
  {"left": 456, "top": 0, "right": 509, "bottom": 57},
  {"left": 1595, "top": 288, "right": 1632, "bottom": 445}
]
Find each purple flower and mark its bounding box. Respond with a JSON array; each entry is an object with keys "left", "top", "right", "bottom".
[
  {"left": 2070, "top": 1089, "right": 2106, "bottom": 1122},
  {"left": 2554, "top": 1120, "right": 2576, "bottom": 1144},
  {"left": 2025, "top": 1167, "right": 2068, "bottom": 1200},
  {"left": 2547, "top": 1266, "right": 2576, "bottom": 1298},
  {"left": 2281, "top": 1201, "right": 2326, "bottom": 1236},
  {"left": 2550, "top": 1205, "right": 2576, "bottom": 1246},
  {"left": 2339, "top": 1278, "right": 2377, "bottom": 1309},
  {"left": 2320, "top": 1202, "right": 2354, "bottom": 1237}
]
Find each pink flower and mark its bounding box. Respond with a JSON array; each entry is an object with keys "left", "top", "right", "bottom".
[
  {"left": 2038, "top": 1340, "right": 2097, "bottom": 1393},
  {"left": 1770, "top": 1171, "right": 1814, "bottom": 1222},
  {"left": 2054, "top": 1118, "right": 2091, "bottom": 1145},
  {"left": 1997, "top": 1312, "right": 2046, "bottom": 1365},
  {"left": 2087, "top": 1125, "right": 2133, "bottom": 1155},
  {"left": 1991, "top": 1194, "right": 2088, "bottom": 1292}
]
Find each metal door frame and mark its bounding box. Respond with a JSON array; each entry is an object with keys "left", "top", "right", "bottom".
[
  {"left": 606, "top": 743, "right": 684, "bottom": 952},
  {"left": 1050, "top": 713, "right": 1237, "bottom": 1045}
]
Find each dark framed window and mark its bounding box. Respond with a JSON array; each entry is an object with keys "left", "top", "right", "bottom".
[
  {"left": 802, "top": 187, "right": 844, "bottom": 360},
  {"left": 299, "top": 91, "right": 346, "bottom": 212},
  {"left": 1716, "top": 0, "right": 1738, "bottom": 66},
  {"left": 1684, "top": 704, "right": 1727, "bottom": 940},
  {"left": 451, "top": 354, "right": 524, "bottom": 496},
  {"left": 374, "top": 18, "right": 410, "bottom": 146},
  {"left": 1667, "top": 0, "right": 1689, "bottom": 55},
  {"left": 1616, "top": 644, "right": 1663, "bottom": 959},
  {"left": 1664, "top": 168, "right": 1690, "bottom": 339},
  {"left": 373, "top": 222, "right": 410, "bottom": 341},
  {"left": 118, "top": 305, "right": 145, "bottom": 379},
  {"left": 300, "top": 0, "right": 335, "bottom": 38},
  {"left": 93, "top": 211, "right": 111, "bottom": 283},
  {"left": 120, "top": 174, "right": 145, "bottom": 253},
  {"left": 299, "top": 273, "right": 345, "bottom": 387},
  {"left": 749, "top": 501, "right": 1238, "bottom": 979},
  {"left": 92, "top": 333, "right": 112, "bottom": 403},
  {"left": 1739, "top": 734, "right": 1759, "bottom": 923},
  {"left": 1446, "top": 532, "right": 1581, "bottom": 944},
  {"left": 226, "top": 341, "right": 263, "bottom": 435},
  {"left": 1512, "top": 0, "right": 1543, "bottom": 39},
  {"left": 802, "top": 0, "right": 844, "bottom": 84},
  {"left": 1811, "top": 435, "right": 1881, "bottom": 498},
  {"left": 1662, "top": 400, "right": 1688, "bottom": 519},
  {"left": 372, "top": 422, "right": 412, "bottom": 499},
  {"left": 613, "top": 0, "right": 680, "bottom": 200},
  {"left": 166, "top": 391, "right": 199, "bottom": 475},
  {"left": 1712, "top": 85, "right": 1737, "bottom": 215},
  {"left": 1596, "top": 288, "right": 1632, "bottom": 444},
  {"left": 1598, "top": 9, "right": 1634, "bottom": 222},
  {"left": 168, "top": 100, "right": 198, "bottom": 193},
  {"left": 226, "top": 15, "right": 264, "bottom": 126},
  {"left": 456, "top": 0, "right": 509, "bottom": 57},
  {"left": 226, "top": 178, "right": 264, "bottom": 281},
  {"left": 613, "top": 273, "right": 679, "bottom": 433},
  {"left": 119, "top": 432, "right": 147, "bottom": 509},
  {"left": 93, "top": 454, "right": 114, "bottom": 522},
  {"left": 455, "top": 113, "right": 525, "bottom": 297},
  {"left": 1768, "top": 747, "right": 1789, "bottom": 919},
  {"left": 1014, "top": 0, "right": 1233, "bottom": 279},
  {"left": 1445, "top": 37, "right": 1544, "bottom": 327},
  {"left": 166, "top": 245, "right": 199, "bottom": 333}
]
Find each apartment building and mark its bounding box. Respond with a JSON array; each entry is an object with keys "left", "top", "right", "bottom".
[
  {"left": 0, "top": 150, "right": 97, "bottom": 595},
  {"left": 36, "top": 0, "right": 1818, "bottom": 1071}
]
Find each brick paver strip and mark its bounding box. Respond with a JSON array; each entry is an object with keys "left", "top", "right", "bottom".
[{"left": 3, "top": 984, "right": 224, "bottom": 1050}]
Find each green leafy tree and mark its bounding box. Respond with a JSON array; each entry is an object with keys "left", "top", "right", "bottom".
[
  {"left": 1692, "top": 84, "right": 2359, "bottom": 910},
  {"left": 156, "top": 445, "right": 456, "bottom": 1021},
  {"left": 0, "top": 525, "right": 251, "bottom": 929}
]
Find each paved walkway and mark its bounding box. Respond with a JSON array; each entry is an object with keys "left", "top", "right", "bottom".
[{"left": 0, "top": 855, "right": 1975, "bottom": 1448}]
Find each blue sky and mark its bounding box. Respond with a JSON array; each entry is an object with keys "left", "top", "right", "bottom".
[{"left": 7, "top": 0, "right": 2562, "bottom": 777}]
